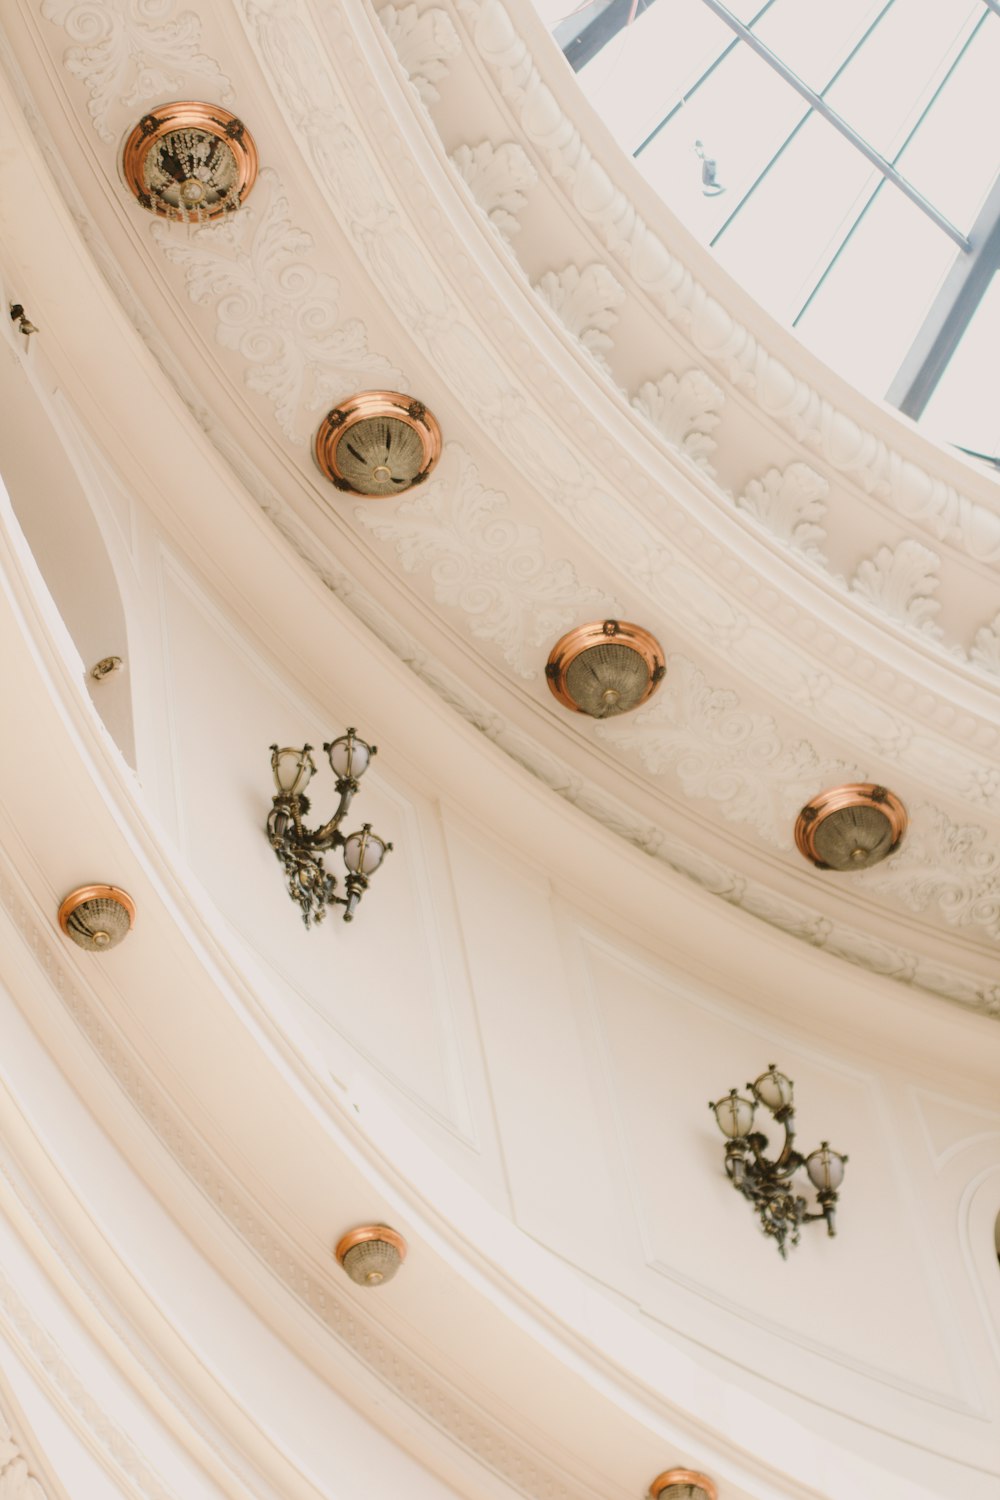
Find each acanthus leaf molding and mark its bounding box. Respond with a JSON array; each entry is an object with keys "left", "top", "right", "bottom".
[
  {"left": 151, "top": 170, "right": 402, "bottom": 444},
  {"left": 450, "top": 141, "right": 537, "bottom": 244},
  {"left": 736, "top": 463, "right": 829, "bottom": 560},
  {"left": 969, "top": 610, "right": 1000, "bottom": 677},
  {"left": 0, "top": 1410, "right": 47, "bottom": 1500},
  {"left": 631, "top": 369, "right": 723, "bottom": 475},
  {"left": 534, "top": 264, "right": 624, "bottom": 373},
  {"left": 42, "top": 0, "right": 234, "bottom": 143},
  {"left": 379, "top": 3, "right": 461, "bottom": 105},
  {"left": 354, "top": 446, "right": 619, "bottom": 676},
  {"left": 851, "top": 539, "right": 943, "bottom": 638},
  {"left": 456, "top": 0, "right": 1000, "bottom": 571}
]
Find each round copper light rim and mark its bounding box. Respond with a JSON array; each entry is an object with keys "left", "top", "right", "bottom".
[
  {"left": 794, "top": 783, "right": 907, "bottom": 872},
  {"left": 649, "top": 1469, "right": 718, "bottom": 1500},
  {"left": 58, "top": 885, "right": 136, "bottom": 952},
  {"left": 121, "top": 101, "right": 259, "bottom": 221},
  {"left": 545, "top": 620, "right": 665, "bottom": 718},
  {"left": 315, "top": 391, "right": 442, "bottom": 496},
  {"left": 334, "top": 1224, "right": 408, "bottom": 1265}
]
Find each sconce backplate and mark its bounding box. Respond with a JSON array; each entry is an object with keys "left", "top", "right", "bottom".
[
  {"left": 121, "top": 101, "right": 259, "bottom": 220},
  {"left": 545, "top": 620, "right": 665, "bottom": 718},
  {"left": 315, "top": 391, "right": 442, "bottom": 496},
  {"left": 794, "top": 783, "right": 907, "bottom": 871}
]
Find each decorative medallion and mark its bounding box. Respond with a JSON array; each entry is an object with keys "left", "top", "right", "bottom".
[
  {"left": 121, "top": 102, "right": 258, "bottom": 221},
  {"left": 794, "top": 783, "right": 907, "bottom": 871},
  {"left": 545, "top": 620, "right": 665, "bottom": 717},
  {"left": 315, "top": 391, "right": 442, "bottom": 495},
  {"left": 334, "top": 1224, "right": 408, "bottom": 1286},
  {"left": 57, "top": 885, "right": 136, "bottom": 951}
]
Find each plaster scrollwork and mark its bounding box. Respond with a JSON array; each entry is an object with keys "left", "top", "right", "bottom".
[
  {"left": 595, "top": 655, "right": 857, "bottom": 845},
  {"left": 862, "top": 805, "right": 1000, "bottom": 942},
  {"left": 533, "top": 264, "right": 624, "bottom": 372},
  {"left": 379, "top": 3, "right": 461, "bottom": 105},
  {"left": 850, "top": 539, "right": 943, "bottom": 637},
  {"left": 41, "top": 0, "right": 233, "bottom": 142},
  {"left": 0, "top": 1415, "right": 46, "bottom": 1500},
  {"left": 736, "top": 463, "right": 829, "bottom": 561},
  {"left": 355, "top": 446, "right": 618, "bottom": 676},
  {"left": 457, "top": 0, "right": 1000, "bottom": 568},
  {"left": 151, "top": 169, "right": 402, "bottom": 444},
  {"left": 450, "top": 141, "right": 537, "bottom": 244},
  {"left": 630, "top": 369, "right": 723, "bottom": 475}
]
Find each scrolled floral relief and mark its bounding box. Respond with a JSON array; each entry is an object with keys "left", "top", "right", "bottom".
[
  {"left": 152, "top": 169, "right": 401, "bottom": 443},
  {"left": 43, "top": 0, "right": 233, "bottom": 142},
  {"left": 355, "top": 447, "right": 619, "bottom": 676}
]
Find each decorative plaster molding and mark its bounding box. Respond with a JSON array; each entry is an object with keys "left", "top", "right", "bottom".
[
  {"left": 16, "top": 0, "right": 1000, "bottom": 1011},
  {"left": 151, "top": 169, "right": 402, "bottom": 444},
  {"left": 450, "top": 140, "right": 537, "bottom": 244},
  {"left": 533, "top": 264, "right": 623, "bottom": 373},
  {"left": 0, "top": 1410, "right": 47, "bottom": 1500},
  {"left": 596, "top": 655, "right": 857, "bottom": 846},
  {"left": 41, "top": 0, "right": 233, "bottom": 142},
  {"left": 0, "top": 868, "right": 576, "bottom": 1500},
  {"left": 379, "top": 3, "right": 461, "bottom": 105},
  {"left": 863, "top": 804, "right": 1000, "bottom": 942},
  {"left": 736, "top": 463, "right": 829, "bottom": 560},
  {"left": 631, "top": 369, "right": 723, "bottom": 475},
  {"left": 454, "top": 0, "right": 1000, "bottom": 575},
  {"left": 0, "top": 1260, "right": 173, "bottom": 1500},
  {"left": 969, "top": 610, "right": 1000, "bottom": 676},
  {"left": 851, "top": 539, "right": 942, "bottom": 638},
  {"left": 354, "top": 445, "right": 618, "bottom": 676}
]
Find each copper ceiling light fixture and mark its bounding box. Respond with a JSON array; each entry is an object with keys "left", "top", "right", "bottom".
[
  {"left": 315, "top": 391, "right": 442, "bottom": 496},
  {"left": 121, "top": 102, "right": 259, "bottom": 221},
  {"left": 545, "top": 620, "right": 665, "bottom": 718},
  {"left": 335, "top": 1225, "right": 407, "bottom": 1286},
  {"left": 794, "top": 782, "right": 907, "bottom": 871},
  {"left": 649, "top": 1469, "right": 718, "bottom": 1500},
  {"left": 58, "top": 885, "right": 136, "bottom": 952}
]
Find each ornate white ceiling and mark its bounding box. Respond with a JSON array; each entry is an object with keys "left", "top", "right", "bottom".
[{"left": 7, "top": 0, "right": 1000, "bottom": 1025}]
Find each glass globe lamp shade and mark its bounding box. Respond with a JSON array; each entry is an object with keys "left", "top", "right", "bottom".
[
  {"left": 327, "top": 729, "right": 373, "bottom": 781},
  {"left": 751, "top": 1064, "right": 794, "bottom": 1112},
  {"left": 343, "top": 825, "right": 389, "bottom": 876},
  {"left": 271, "top": 745, "right": 315, "bottom": 796},
  {"left": 711, "top": 1089, "right": 755, "bottom": 1139},
  {"left": 805, "top": 1142, "right": 846, "bottom": 1191}
]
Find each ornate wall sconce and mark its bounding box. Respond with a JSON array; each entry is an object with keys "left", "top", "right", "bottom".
[
  {"left": 709, "top": 1065, "right": 846, "bottom": 1258},
  {"left": 650, "top": 1470, "right": 717, "bottom": 1500},
  {"left": 121, "top": 102, "right": 258, "bottom": 221},
  {"left": 266, "top": 731, "right": 392, "bottom": 927}
]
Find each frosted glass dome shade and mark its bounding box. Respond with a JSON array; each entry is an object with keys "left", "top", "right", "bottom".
[
  {"left": 711, "top": 1090, "right": 755, "bottom": 1139},
  {"left": 344, "top": 826, "right": 389, "bottom": 876}
]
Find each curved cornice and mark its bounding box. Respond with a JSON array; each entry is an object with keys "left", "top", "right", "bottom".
[{"left": 4, "top": 0, "right": 1000, "bottom": 1017}]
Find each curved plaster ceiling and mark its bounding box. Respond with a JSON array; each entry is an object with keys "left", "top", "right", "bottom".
[{"left": 5, "top": 0, "right": 1000, "bottom": 1019}]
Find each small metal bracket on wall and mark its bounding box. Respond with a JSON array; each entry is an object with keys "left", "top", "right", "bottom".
[{"left": 90, "top": 656, "right": 124, "bottom": 681}]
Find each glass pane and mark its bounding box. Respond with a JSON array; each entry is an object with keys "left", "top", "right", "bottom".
[
  {"left": 898, "top": 18, "right": 1000, "bottom": 229},
  {"left": 795, "top": 185, "right": 956, "bottom": 398},
  {"left": 752, "top": 0, "right": 899, "bottom": 92},
  {"left": 822, "top": 0, "right": 983, "bottom": 160},
  {"left": 921, "top": 273, "right": 1000, "bottom": 459},
  {"left": 711, "top": 114, "right": 881, "bottom": 322}
]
